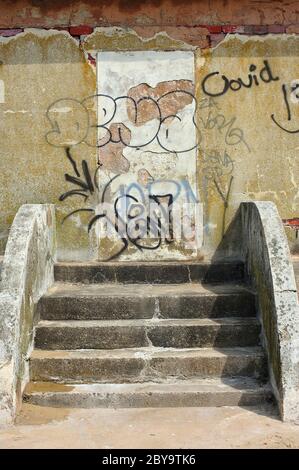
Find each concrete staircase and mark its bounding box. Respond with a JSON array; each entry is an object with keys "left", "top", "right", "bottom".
[{"left": 23, "top": 261, "right": 273, "bottom": 408}]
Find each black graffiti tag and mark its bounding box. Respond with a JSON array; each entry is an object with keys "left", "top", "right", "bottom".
[
  {"left": 46, "top": 90, "right": 200, "bottom": 154},
  {"left": 201, "top": 60, "right": 279, "bottom": 98},
  {"left": 59, "top": 148, "right": 199, "bottom": 260},
  {"left": 271, "top": 83, "right": 299, "bottom": 134}
]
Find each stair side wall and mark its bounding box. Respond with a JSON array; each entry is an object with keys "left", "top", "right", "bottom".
[
  {"left": 0, "top": 204, "right": 56, "bottom": 425},
  {"left": 220, "top": 201, "right": 299, "bottom": 421}
]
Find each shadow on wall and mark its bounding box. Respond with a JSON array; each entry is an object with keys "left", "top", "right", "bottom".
[
  {"left": 0, "top": 230, "right": 9, "bottom": 256},
  {"left": 205, "top": 206, "right": 244, "bottom": 266},
  {"left": 199, "top": 213, "right": 274, "bottom": 416}
]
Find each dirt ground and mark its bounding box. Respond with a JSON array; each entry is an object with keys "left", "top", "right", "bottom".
[{"left": 0, "top": 404, "right": 299, "bottom": 449}]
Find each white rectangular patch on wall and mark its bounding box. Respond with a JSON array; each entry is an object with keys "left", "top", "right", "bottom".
[{"left": 96, "top": 50, "right": 202, "bottom": 260}]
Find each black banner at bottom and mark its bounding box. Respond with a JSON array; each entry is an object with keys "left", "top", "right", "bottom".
[{"left": 0, "top": 449, "right": 297, "bottom": 464}]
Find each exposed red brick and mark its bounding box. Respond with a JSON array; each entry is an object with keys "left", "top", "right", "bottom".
[
  {"left": 69, "top": 25, "right": 93, "bottom": 36},
  {"left": 243, "top": 25, "right": 253, "bottom": 34},
  {"left": 87, "top": 53, "right": 96, "bottom": 67},
  {"left": 0, "top": 28, "right": 23, "bottom": 37},
  {"left": 206, "top": 25, "right": 222, "bottom": 33},
  {"left": 132, "top": 25, "right": 209, "bottom": 48},
  {"left": 286, "top": 25, "right": 299, "bottom": 34},
  {"left": 52, "top": 26, "right": 70, "bottom": 31},
  {"left": 0, "top": 0, "right": 286, "bottom": 29},
  {"left": 244, "top": 25, "right": 268, "bottom": 35},
  {"left": 127, "top": 80, "right": 194, "bottom": 125},
  {"left": 98, "top": 123, "right": 130, "bottom": 174},
  {"left": 222, "top": 25, "right": 244, "bottom": 33},
  {"left": 160, "top": 1, "right": 212, "bottom": 27},
  {"left": 0, "top": 0, "right": 296, "bottom": 29},
  {"left": 267, "top": 25, "right": 285, "bottom": 33},
  {"left": 212, "top": 0, "right": 285, "bottom": 25}
]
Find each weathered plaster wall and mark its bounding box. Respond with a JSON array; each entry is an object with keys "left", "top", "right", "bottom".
[
  {"left": 1, "top": 3, "right": 299, "bottom": 259},
  {"left": 0, "top": 30, "right": 97, "bottom": 260},
  {"left": 0, "top": 27, "right": 203, "bottom": 260},
  {"left": 197, "top": 35, "right": 299, "bottom": 256}
]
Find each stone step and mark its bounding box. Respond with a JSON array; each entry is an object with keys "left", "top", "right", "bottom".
[
  {"left": 29, "top": 347, "right": 267, "bottom": 383},
  {"left": 23, "top": 377, "right": 273, "bottom": 408},
  {"left": 35, "top": 318, "right": 261, "bottom": 350},
  {"left": 37, "top": 283, "right": 255, "bottom": 321},
  {"left": 54, "top": 261, "right": 244, "bottom": 285}
]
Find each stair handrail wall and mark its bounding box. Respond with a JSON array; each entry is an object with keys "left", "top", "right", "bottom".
[
  {"left": 239, "top": 201, "right": 299, "bottom": 422},
  {"left": 0, "top": 204, "right": 56, "bottom": 425}
]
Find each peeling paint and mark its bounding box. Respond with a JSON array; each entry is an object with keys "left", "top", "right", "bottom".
[{"left": 83, "top": 27, "right": 196, "bottom": 52}]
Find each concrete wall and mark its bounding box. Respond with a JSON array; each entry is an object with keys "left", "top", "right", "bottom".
[
  {"left": 217, "top": 201, "right": 299, "bottom": 422},
  {"left": 197, "top": 35, "right": 299, "bottom": 256},
  {"left": 1, "top": 1, "right": 299, "bottom": 260},
  {"left": 0, "top": 29, "right": 96, "bottom": 260}
]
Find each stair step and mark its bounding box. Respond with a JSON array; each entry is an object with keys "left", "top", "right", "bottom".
[
  {"left": 35, "top": 318, "right": 261, "bottom": 350},
  {"left": 37, "top": 283, "right": 255, "bottom": 320},
  {"left": 54, "top": 261, "right": 244, "bottom": 285},
  {"left": 29, "top": 347, "right": 267, "bottom": 384},
  {"left": 23, "top": 377, "right": 273, "bottom": 408}
]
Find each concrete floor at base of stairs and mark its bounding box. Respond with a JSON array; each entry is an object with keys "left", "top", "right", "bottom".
[{"left": 0, "top": 404, "right": 299, "bottom": 448}]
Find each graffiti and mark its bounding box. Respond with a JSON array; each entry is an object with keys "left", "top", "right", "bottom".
[
  {"left": 95, "top": 179, "right": 176, "bottom": 259},
  {"left": 97, "top": 179, "right": 201, "bottom": 259},
  {"left": 201, "top": 60, "right": 279, "bottom": 98},
  {"left": 213, "top": 176, "right": 234, "bottom": 237},
  {"left": 45, "top": 80, "right": 200, "bottom": 154},
  {"left": 203, "top": 148, "right": 234, "bottom": 236},
  {"left": 201, "top": 148, "right": 234, "bottom": 237},
  {"left": 200, "top": 61, "right": 299, "bottom": 139},
  {"left": 46, "top": 64, "right": 203, "bottom": 259},
  {"left": 43, "top": 49, "right": 299, "bottom": 259},
  {"left": 197, "top": 97, "right": 237, "bottom": 237},
  {"left": 59, "top": 149, "right": 98, "bottom": 203},
  {"left": 59, "top": 147, "right": 99, "bottom": 224},
  {"left": 198, "top": 96, "right": 250, "bottom": 152},
  {"left": 199, "top": 109, "right": 250, "bottom": 150},
  {"left": 202, "top": 149, "right": 234, "bottom": 180},
  {"left": 290, "top": 80, "right": 299, "bottom": 104},
  {"left": 60, "top": 148, "right": 201, "bottom": 260},
  {"left": 271, "top": 83, "right": 299, "bottom": 133}
]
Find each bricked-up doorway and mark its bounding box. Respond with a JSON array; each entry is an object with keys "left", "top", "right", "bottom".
[{"left": 96, "top": 51, "right": 202, "bottom": 261}]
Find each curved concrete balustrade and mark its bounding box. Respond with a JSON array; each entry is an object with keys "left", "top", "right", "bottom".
[
  {"left": 221, "top": 201, "right": 299, "bottom": 421},
  {"left": 0, "top": 204, "right": 56, "bottom": 425}
]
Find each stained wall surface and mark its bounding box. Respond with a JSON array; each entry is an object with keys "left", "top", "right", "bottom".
[
  {"left": 0, "top": 1, "right": 299, "bottom": 260},
  {"left": 95, "top": 50, "right": 201, "bottom": 261},
  {"left": 197, "top": 36, "right": 299, "bottom": 256}
]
